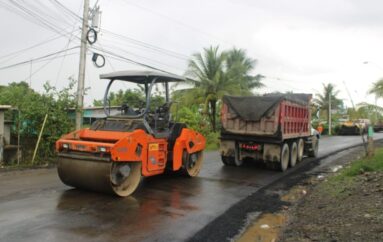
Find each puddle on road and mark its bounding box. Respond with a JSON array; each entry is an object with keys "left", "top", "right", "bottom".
[
  {"left": 234, "top": 184, "right": 312, "bottom": 242},
  {"left": 281, "top": 185, "right": 308, "bottom": 203}
]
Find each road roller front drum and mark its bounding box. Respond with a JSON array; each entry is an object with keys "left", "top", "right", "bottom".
[{"left": 57, "top": 156, "right": 142, "bottom": 197}]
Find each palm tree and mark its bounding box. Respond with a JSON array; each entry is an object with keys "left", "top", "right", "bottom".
[
  {"left": 225, "top": 48, "right": 264, "bottom": 93},
  {"left": 313, "top": 83, "right": 342, "bottom": 125},
  {"left": 185, "top": 46, "right": 230, "bottom": 131},
  {"left": 185, "top": 46, "right": 262, "bottom": 131},
  {"left": 369, "top": 78, "right": 383, "bottom": 99}
]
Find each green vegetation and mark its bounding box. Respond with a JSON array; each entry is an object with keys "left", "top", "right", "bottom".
[
  {"left": 369, "top": 78, "right": 383, "bottom": 99},
  {"left": 93, "top": 88, "right": 165, "bottom": 110},
  {"left": 93, "top": 88, "right": 145, "bottom": 107},
  {"left": 0, "top": 80, "right": 76, "bottom": 164},
  {"left": 342, "top": 148, "right": 383, "bottom": 176},
  {"left": 320, "top": 147, "right": 383, "bottom": 198},
  {"left": 313, "top": 83, "right": 343, "bottom": 127},
  {"left": 183, "top": 46, "right": 263, "bottom": 132}
]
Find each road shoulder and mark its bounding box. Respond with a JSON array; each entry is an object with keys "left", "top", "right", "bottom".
[{"left": 189, "top": 141, "right": 381, "bottom": 242}]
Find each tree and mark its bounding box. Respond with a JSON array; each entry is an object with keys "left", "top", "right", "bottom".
[
  {"left": 184, "top": 46, "right": 263, "bottom": 131},
  {"left": 226, "top": 48, "right": 264, "bottom": 93},
  {"left": 185, "top": 46, "right": 228, "bottom": 131},
  {"left": 369, "top": 78, "right": 383, "bottom": 99},
  {"left": 313, "top": 83, "right": 343, "bottom": 125},
  {"left": 0, "top": 80, "right": 76, "bottom": 163},
  {"left": 93, "top": 89, "right": 145, "bottom": 107},
  {"left": 93, "top": 87, "right": 165, "bottom": 111}
]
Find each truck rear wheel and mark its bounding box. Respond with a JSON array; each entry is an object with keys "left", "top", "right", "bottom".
[
  {"left": 280, "top": 143, "right": 289, "bottom": 171},
  {"left": 308, "top": 138, "right": 319, "bottom": 157},
  {"left": 289, "top": 142, "right": 298, "bottom": 167},
  {"left": 297, "top": 139, "right": 304, "bottom": 162},
  {"left": 233, "top": 144, "right": 243, "bottom": 166},
  {"left": 222, "top": 145, "right": 243, "bottom": 167},
  {"left": 221, "top": 155, "right": 234, "bottom": 166}
]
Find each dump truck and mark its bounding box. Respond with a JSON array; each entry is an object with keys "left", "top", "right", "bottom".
[
  {"left": 56, "top": 71, "right": 206, "bottom": 197},
  {"left": 337, "top": 119, "right": 370, "bottom": 135},
  {"left": 220, "top": 93, "right": 319, "bottom": 171},
  {"left": 373, "top": 120, "right": 383, "bottom": 132}
]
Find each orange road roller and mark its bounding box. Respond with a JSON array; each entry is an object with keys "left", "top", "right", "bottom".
[{"left": 56, "top": 71, "right": 206, "bottom": 196}]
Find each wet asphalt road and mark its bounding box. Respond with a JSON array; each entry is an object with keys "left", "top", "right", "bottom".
[{"left": 0, "top": 134, "right": 382, "bottom": 242}]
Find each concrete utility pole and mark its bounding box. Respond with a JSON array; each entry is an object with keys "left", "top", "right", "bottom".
[
  {"left": 76, "top": 0, "right": 90, "bottom": 130},
  {"left": 328, "top": 92, "right": 332, "bottom": 135}
]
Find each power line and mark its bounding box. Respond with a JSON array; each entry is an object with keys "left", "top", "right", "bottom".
[
  {"left": 21, "top": 52, "right": 78, "bottom": 82},
  {"left": 100, "top": 29, "right": 190, "bottom": 61},
  {"left": 55, "top": 18, "right": 82, "bottom": 86},
  {"left": 0, "top": 29, "right": 80, "bottom": 64},
  {"left": 0, "top": 46, "right": 80, "bottom": 71},
  {"left": 6, "top": 0, "right": 68, "bottom": 34},
  {"left": 92, "top": 42, "right": 186, "bottom": 72},
  {"left": 1, "top": 0, "right": 80, "bottom": 39},
  {"left": 90, "top": 46, "right": 180, "bottom": 76},
  {"left": 118, "top": 0, "right": 233, "bottom": 46},
  {"left": 22, "top": 0, "right": 75, "bottom": 27},
  {"left": 49, "top": 0, "right": 83, "bottom": 21}
]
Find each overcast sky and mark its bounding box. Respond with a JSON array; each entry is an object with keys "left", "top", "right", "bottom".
[{"left": 1, "top": 0, "right": 383, "bottom": 107}]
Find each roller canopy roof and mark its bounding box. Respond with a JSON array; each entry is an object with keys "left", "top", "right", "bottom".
[{"left": 99, "top": 70, "right": 185, "bottom": 84}]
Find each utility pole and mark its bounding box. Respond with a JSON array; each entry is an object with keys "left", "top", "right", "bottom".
[
  {"left": 76, "top": 0, "right": 90, "bottom": 130},
  {"left": 328, "top": 92, "right": 332, "bottom": 135}
]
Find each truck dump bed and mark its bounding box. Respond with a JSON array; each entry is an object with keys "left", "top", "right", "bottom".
[{"left": 221, "top": 94, "right": 312, "bottom": 141}]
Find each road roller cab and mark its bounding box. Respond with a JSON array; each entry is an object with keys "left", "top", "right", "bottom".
[{"left": 56, "top": 70, "right": 206, "bottom": 196}]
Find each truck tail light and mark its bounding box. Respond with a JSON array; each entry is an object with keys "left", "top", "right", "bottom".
[{"left": 241, "top": 143, "right": 259, "bottom": 151}]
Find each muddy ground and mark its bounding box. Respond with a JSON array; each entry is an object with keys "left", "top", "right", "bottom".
[
  {"left": 225, "top": 142, "right": 383, "bottom": 242},
  {"left": 281, "top": 156, "right": 383, "bottom": 241}
]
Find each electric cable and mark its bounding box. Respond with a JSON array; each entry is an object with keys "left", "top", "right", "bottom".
[
  {"left": 91, "top": 46, "right": 180, "bottom": 76},
  {"left": 0, "top": 46, "right": 80, "bottom": 71},
  {"left": 49, "top": 0, "right": 83, "bottom": 21},
  {"left": 2, "top": 1, "right": 80, "bottom": 39},
  {"left": 93, "top": 42, "right": 186, "bottom": 72},
  {"left": 21, "top": 52, "right": 78, "bottom": 82},
  {"left": 118, "top": 0, "right": 234, "bottom": 46},
  {"left": 100, "top": 29, "right": 190, "bottom": 60},
  {"left": 91, "top": 44, "right": 185, "bottom": 73}
]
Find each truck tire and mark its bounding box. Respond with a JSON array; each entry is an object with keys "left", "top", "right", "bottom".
[
  {"left": 297, "top": 138, "right": 304, "bottom": 162},
  {"left": 280, "top": 143, "right": 289, "bottom": 171},
  {"left": 308, "top": 138, "right": 319, "bottom": 157},
  {"left": 289, "top": 141, "right": 298, "bottom": 167},
  {"left": 232, "top": 145, "right": 243, "bottom": 166},
  {"left": 221, "top": 156, "right": 234, "bottom": 166}
]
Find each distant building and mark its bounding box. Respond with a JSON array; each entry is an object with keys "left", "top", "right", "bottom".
[{"left": 68, "top": 106, "right": 121, "bottom": 125}]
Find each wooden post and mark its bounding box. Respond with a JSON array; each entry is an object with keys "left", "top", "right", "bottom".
[
  {"left": 31, "top": 114, "right": 48, "bottom": 165},
  {"left": 367, "top": 126, "right": 374, "bottom": 158}
]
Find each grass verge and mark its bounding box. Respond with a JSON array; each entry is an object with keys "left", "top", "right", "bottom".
[{"left": 320, "top": 146, "right": 383, "bottom": 198}]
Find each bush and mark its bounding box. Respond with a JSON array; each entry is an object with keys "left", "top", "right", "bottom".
[
  {"left": 172, "top": 105, "right": 219, "bottom": 150},
  {"left": 0, "top": 80, "right": 76, "bottom": 164},
  {"left": 205, "top": 132, "right": 220, "bottom": 150}
]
